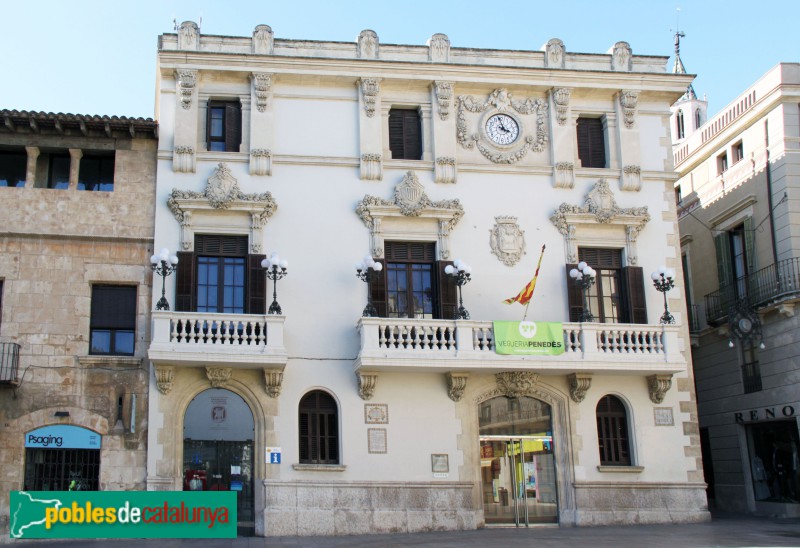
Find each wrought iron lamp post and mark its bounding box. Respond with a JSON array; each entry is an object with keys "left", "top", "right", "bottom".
[
  {"left": 355, "top": 255, "right": 383, "bottom": 317},
  {"left": 356, "top": 255, "right": 383, "bottom": 318},
  {"left": 261, "top": 252, "right": 288, "bottom": 315},
  {"left": 445, "top": 259, "right": 472, "bottom": 320},
  {"left": 569, "top": 261, "right": 596, "bottom": 322},
  {"left": 650, "top": 266, "right": 676, "bottom": 325},
  {"left": 150, "top": 248, "right": 179, "bottom": 310}
]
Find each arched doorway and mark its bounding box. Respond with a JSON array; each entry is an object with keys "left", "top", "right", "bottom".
[
  {"left": 479, "top": 396, "right": 557, "bottom": 525},
  {"left": 183, "top": 388, "right": 254, "bottom": 535}
]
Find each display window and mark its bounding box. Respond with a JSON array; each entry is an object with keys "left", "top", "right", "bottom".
[{"left": 747, "top": 420, "right": 800, "bottom": 503}]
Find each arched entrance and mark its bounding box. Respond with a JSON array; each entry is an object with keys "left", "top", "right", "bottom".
[
  {"left": 479, "top": 396, "right": 557, "bottom": 525},
  {"left": 183, "top": 388, "right": 254, "bottom": 535}
]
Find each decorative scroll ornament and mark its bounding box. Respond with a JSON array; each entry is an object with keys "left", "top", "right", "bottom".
[
  {"left": 611, "top": 41, "right": 632, "bottom": 71},
  {"left": 357, "top": 371, "right": 379, "bottom": 400},
  {"left": 544, "top": 38, "right": 565, "bottom": 68},
  {"left": 249, "top": 148, "right": 272, "bottom": 176},
  {"left": 551, "top": 88, "right": 572, "bottom": 126},
  {"left": 251, "top": 73, "right": 272, "bottom": 112},
  {"left": 554, "top": 162, "right": 574, "bottom": 189},
  {"left": 567, "top": 373, "right": 592, "bottom": 403},
  {"left": 176, "top": 70, "right": 197, "bottom": 110},
  {"left": 173, "top": 146, "right": 195, "bottom": 173},
  {"left": 457, "top": 88, "right": 548, "bottom": 164},
  {"left": 360, "top": 78, "right": 380, "bottom": 118},
  {"left": 434, "top": 81, "right": 454, "bottom": 121},
  {"left": 621, "top": 165, "right": 642, "bottom": 192},
  {"left": 360, "top": 153, "right": 382, "bottom": 181},
  {"left": 647, "top": 374, "right": 673, "bottom": 404},
  {"left": 446, "top": 372, "right": 469, "bottom": 402},
  {"left": 619, "top": 90, "right": 639, "bottom": 129},
  {"left": 154, "top": 366, "right": 174, "bottom": 395},
  {"left": 428, "top": 33, "right": 450, "bottom": 63},
  {"left": 252, "top": 24, "right": 274, "bottom": 55},
  {"left": 357, "top": 29, "right": 379, "bottom": 59},
  {"left": 435, "top": 156, "right": 456, "bottom": 184},
  {"left": 206, "top": 367, "right": 232, "bottom": 389},
  {"left": 495, "top": 371, "right": 539, "bottom": 398},
  {"left": 263, "top": 368, "right": 284, "bottom": 398},
  {"left": 489, "top": 216, "right": 526, "bottom": 266},
  {"left": 178, "top": 21, "right": 199, "bottom": 50}
]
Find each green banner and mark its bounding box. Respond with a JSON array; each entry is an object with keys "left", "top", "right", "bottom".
[
  {"left": 493, "top": 321, "right": 564, "bottom": 355},
  {"left": 9, "top": 491, "right": 236, "bottom": 539}
]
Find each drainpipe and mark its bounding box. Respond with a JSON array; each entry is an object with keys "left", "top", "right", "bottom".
[{"left": 764, "top": 120, "right": 779, "bottom": 269}]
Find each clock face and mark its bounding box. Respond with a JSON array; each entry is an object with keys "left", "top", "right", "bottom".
[
  {"left": 485, "top": 114, "right": 520, "bottom": 145},
  {"left": 738, "top": 317, "right": 753, "bottom": 333}
]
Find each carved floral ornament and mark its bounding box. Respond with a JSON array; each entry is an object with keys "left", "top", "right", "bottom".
[
  {"left": 175, "top": 70, "right": 197, "bottom": 110},
  {"left": 457, "top": 88, "right": 549, "bottom": 164},
  {"left": 252, "top": 24, "right": 274, "bottom": 55},
  {"left": 360, "top": 78, "right": 381, "bottom": 118},
  {"left": 428, "top": 33, "right": 450, "bottom": 63},
  {"left": 495, "top": 371, "right": 539, "bottom": 398},
  {"left": 251, "top": 73, "right": 273, "bottom": 112},
  {"left": 544, "top": 38, "right": 565, "bottom": 68},
  {"left": 618, "top": 90, "right": 639, "bottom": 129},
  {"left": 489, "top": 216, "right": 526, "bottom": 266},
  {"left": 357, "top": 29, "right": 379, "bottom": 59},
  {"left": 355, "top": 171, "right": 464, "bottom": 259},
  {"left": 434, "top": 81, "right": 454, "bottom": 121}
]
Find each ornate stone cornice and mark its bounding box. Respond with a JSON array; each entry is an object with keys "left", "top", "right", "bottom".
[
  {"left": 251, "top": 73, "right": 273, "bottom": 112},
  {"left": 619, "top": 90, "right": 639, "bottom": 129},
  {"left": 495, "top": 371, "right": 539, "bottom": 399},
  {"left": 489, "top": 216, "right": 526, "bottom": 266},
  {"left": 206, "top": 367, "right": 232, "bottom": 389},
  {"left": 154, "top": 366, "right": 174, "bottom": 395},
  {"left": 175, "top": 70, "right": 197, "bottom": 110},
  {"left": 359, "top": 78, "right": 381, "bottom": 118},
  {"left": 551, "top": 88, "right": 572, "bottom": 126},
  {"left": 428, "top": 34, "right": 450, "bottom": 63},
  {"left": 263, "top": 367, "right": 284, "bottom": 398},
  {"left": 433, "top": 81, "right": 454, "bottom": 121},
  {"left": 252, "top": 24, "right": 274, "bottom": 55},
  {"left": 647, "top": 374, "right": 672, "bottom": 404},
  {"left": 357, "top": 30, "right": 379, "bottom": 59},
  {"left": 357, "top": 371, "right": 378, "bottom": 400},
  {"left": 446, "top": 372, "right": 469, "bottom": 402},
  {"left": 568, "top": 373, "right": 592, "bottom": 403},
  {"left": 356, "top": 171, "right": 464, "bottom": 223}
]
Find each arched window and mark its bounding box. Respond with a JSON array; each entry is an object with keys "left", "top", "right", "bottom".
[
  {"left": 596, "top": 395, "right": 631, "bottom": 465},
  {"left": 675, "top": 109, "right": 685, "bottom": 140},
  {"left": 299, "top": 390, "right": 339, "bottom": 464},
  {"left": 695, "top": 108, "right": 702, "bottom": 129}
]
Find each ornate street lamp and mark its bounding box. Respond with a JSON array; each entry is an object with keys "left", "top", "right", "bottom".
[
  {"left": 150, "top": 248, "right": 179, "bottom": 311},
  {"left": 445, "top": 259, "right": 472, "bottom": 320},
  {"left": 261, "top": 252, "right": 288, "bottom": 315},
  {"left": 569, "top": 261, "right": 597, "bottom": 322},
  {"left": 355, "top": 255, "right": 383, "bottom": 317},
  {"left": 651, "top": 266, "right": 676, "bottom": 325}
]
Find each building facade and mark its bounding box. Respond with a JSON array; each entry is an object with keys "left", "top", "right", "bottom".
[
  {"left": 147, "top": 23, "right": 708, "bottom": 536},
  {"left": 673, "top": 63, "right": 800, "bottom": 516},
  {"left": 0, "top": 110, "right": 158, "bottom": 531}
]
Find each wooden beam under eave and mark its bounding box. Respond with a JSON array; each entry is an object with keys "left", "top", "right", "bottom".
[
  {"left": 4, "top": 116, "right": 15, "bottom": 131},
  {"left": 29, "top": 116, "right": 39, "bottom": 133},
  {"left": 129, "top": 123, "right": 136, "bottom": 138},
  {"left": 54, "top": 119, "right": 64, "bottom": 134},
  {"left": 104, "top": 122, "right": 112, "bottom": 138},
  {"left": 79, "top": 120, "right": 88, "bottom": 136}
]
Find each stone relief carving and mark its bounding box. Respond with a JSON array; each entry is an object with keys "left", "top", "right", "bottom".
[
  {"left": 457, "top": 88, "right": 548, "bottom": 164},
  {"left": 621, "top": 164, "right": 642, "bottom": 192},
  {"left": 173, "top": 146, "right": 196, "bottom": 173},
  {"left": 360, "top": 153, "right": 383, "bottom": 181},
  {"left": 545, "top": 38, "right": 565, "bottom": 68},
  {"left": 357, "top": 371, "right": 378, "bottom": 400},
  {"left": 428, "top": 33, "right": 450, "bottom": 63},
  {"left": 495, "top": 371, "right": 539, "bottom": 399},
  {"left": 435, "top": 156, "right": 456, "bottom": 184},
  {"left": 446, "top": 372, "right": 469, "bottom": 402},
  {"left": 176, "top": 70, "right": 197, "bottom": 110},
  {"left": 647, "top": 374, "right": 673, "bottom": 404},
  {"left": 178, "top": 21, "right": 199, "bottom": 50},
  {"left": 205, "top": 367, "right": 232, "bottom": 389},
  {"left": 263, "top": 368, "right": 284, "bottom": 398},
  {"left": 611, "top": 41, "right": 632, "bottom": 71},
  {"left": 249, "top": 148, "right": 272, "bottom": 176},
  {"left": 252, "top": 24, "right": 274, "bottom": 55},
  {"left": 433, "top": 81, "right": 454, "bottom": 121},
  {"left": 618, "top": 90, "right": 639, "bottom": 129},
  {"left": 251, "top": 73, "right": 273, "bottom": 112},
  {"left": 551, "top": 88, "right": 572, "bottom": 126},
  {"left": 554, "top": 162, "right": 574, "bottom": 189},
  {"left": 359, "top": 78, "right": 381, "bottom": 118},
  {"left": 550, "top": 179, "right": 650, "bottom": 266},
  {"left": 154, "top": 366, "right": 174, "bottom": 395},
  {"left": 357, "top": 30, "right": 379, "bottom": 59},
  {"left": 567, "top": 373, "right": 592, "bottom": 403},
  {"left": 356, "top": 171, "right": 464, "bottom": 259},
  {"left": 489, "top": 216, "right": 526, "bottom": 266}
]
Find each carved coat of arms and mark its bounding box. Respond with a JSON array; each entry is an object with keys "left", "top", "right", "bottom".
[{"left": 489, "top": 216, "right": 526, "bottom": 266}]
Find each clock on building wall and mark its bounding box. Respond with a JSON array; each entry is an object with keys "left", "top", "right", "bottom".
[{"left": 485, "top": 113, "right": 520, "bottom": 146}]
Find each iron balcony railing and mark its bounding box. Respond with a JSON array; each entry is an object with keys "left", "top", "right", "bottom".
[
  {"left": 688, "top": 304, "right": 701, "bottom": 333},
  {"left": 704, "top": 257, "right": 800, "bottom": 324},
  {"left": 0, "top": 342, "right": 21, "bottom": 385}
]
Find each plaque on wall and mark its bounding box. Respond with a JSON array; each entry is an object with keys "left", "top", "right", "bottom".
[
  {"left": 654, "top": 407, "right": 674, "bottom": 426},
  {"left": 431, "top": 453, "right": 449, "bottom": 474},
  {"left": 368, "top": 428, "right": 387, "bottom": 454},
  {"left": 364, "top": 403, "right": 389, "bottom": 424}
]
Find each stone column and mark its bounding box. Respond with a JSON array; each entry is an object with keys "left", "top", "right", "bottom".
[
  {"left": 24, "top": 146, "right": 39, "bottom": 188},
  {"left": 358, "top": 78, "right": 383, "bottom": 180},
  {"left": 549, "top": 88, "right": 574, "bottom": 188},
  {"left": 430, "top": 81, "right": 457, "bottom": 184},
  {"left": 615, "top": 90, "right": 641, "bottom": 191},
  {"left": 68, "top": 148, "right": 83, "bottom": 190}
]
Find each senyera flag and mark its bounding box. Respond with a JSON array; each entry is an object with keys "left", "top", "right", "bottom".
[{"left": 503, "top": 244, "right": 546, "bottom": 305}]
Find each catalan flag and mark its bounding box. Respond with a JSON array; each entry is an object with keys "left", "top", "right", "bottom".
[{"left": 503, "top": 244, "right": 546, "bottom": 305}]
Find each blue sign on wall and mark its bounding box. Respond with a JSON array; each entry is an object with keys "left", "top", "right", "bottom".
[{"left": 25, "top": 425, "right": 101, "bottom": 449}]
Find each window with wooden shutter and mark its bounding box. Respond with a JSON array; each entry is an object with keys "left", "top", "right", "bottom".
[
  {"left": 388, "top": 108, "right": 422, "bottom": 160},
  {"left": 207, "top": 100, "right": 242, "bottom": 152},
  {"left": 90, "top": 285, "right": 137, "bottom": 355},
  {"left": 383, "top": 241, "right": 438, "bottom": 318},
  {"left": 298, "top": 390, "right": 339, "bottom": 464},
  {"left": 596, "top": 395, "right": 631, "bottom": 466},
  {"left": 437, "top": 261, "right": 458, "bottom": 320},
  {"left": 576, "top": 117, "right": 606, "bottom": 168}
]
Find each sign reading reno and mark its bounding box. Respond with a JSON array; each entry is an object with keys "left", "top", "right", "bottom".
[
  {"left": 10, "top": 491, "right": 236, "bottom": 539},
  {"left": 493, "top": 321, "right": 564, "bottom": 355}
]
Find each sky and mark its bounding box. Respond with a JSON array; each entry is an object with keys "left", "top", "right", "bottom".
[{"left": 2, "top": 0, "right": 797, "bottom": 120}]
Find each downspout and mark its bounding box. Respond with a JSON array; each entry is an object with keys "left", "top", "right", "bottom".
[{"left": 764, "top": 119, "right": 779, "bottom": 268}]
